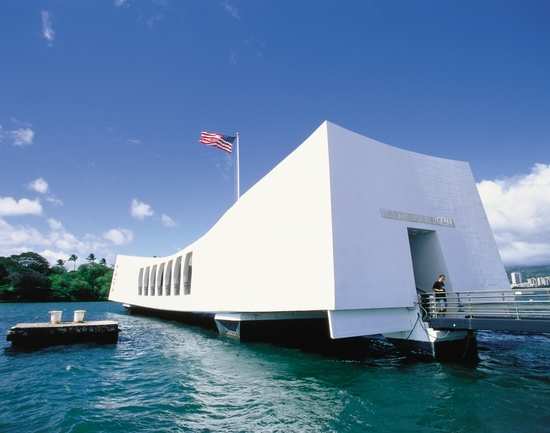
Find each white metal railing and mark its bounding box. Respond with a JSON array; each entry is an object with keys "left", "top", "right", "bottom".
[{"left": 419, "top": 289, "right": 550, "bottom": 320}]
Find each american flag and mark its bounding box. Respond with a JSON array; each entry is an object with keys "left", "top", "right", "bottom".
[{"left": 199, "top": 131, "right": 236, "bottom": 153}]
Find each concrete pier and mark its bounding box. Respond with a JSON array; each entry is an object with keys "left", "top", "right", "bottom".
[{"left": 6, "top": 320, "right": 119, "bottom": 347}]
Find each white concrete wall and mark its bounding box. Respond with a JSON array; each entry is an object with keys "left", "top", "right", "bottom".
[
  {"left": 110, "top": 120, "right": 509, "bottom": 338},
  {"left": 110, "top": 123, "right": 336, "bottom": 312},
  {"left": 327, "top": 122, "right": 509, "bottom": 315},
  {"left": 328, "top": 308, "right": 418, "bottom": 338}
]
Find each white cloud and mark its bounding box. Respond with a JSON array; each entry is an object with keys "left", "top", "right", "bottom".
[
  {"left": 0, "top": 120, "right": 35, "bottom": 146},
  {"left": 114, "top": 0, "right": 129, "bottom": 7},
  {"left": 0, "top": 218, "right": 48, "bottom": 250},
  {"left": 0, "top": 197, "right": 42, "bottom": 217},
  {"left": 103, "top": 228, "right": 134, "bottom": 245},
  {"left": 41, "top": 10, "right": 55, "bottom": 44},
  {"left": 11, "top": 128, "right": 34, "bottom": 146},
  {"left": 47, "top": 218, "right": 63, "bottom": 231},
  {"left": 27, "top": 178, "right": 63, "bottom": 206},
  {"left": 28, "top": 177, "right": 49, "bottom": 194},
  {"left": 0, "top": 217, "right": 117, "bottom": 265},
  {"left": 161, "top": 213, "right": 176, "bottom": 228},
  {"left": 222, "top": 1, "right": 240, "bottom": 19},
  {"left": 478, "top": 163, "right": 550, "bottom": 265},
  {"left": 45, "top": 196, "right": 64, "bottom": 206},
  {"left": 39, "top": 249, "right": 70, "bottom": 264},
  {"left": 48, "top": 229, "right": 83, "bottom": 252},
  {"left": 131, "top": 198, "right": 154, "bottom": 220}
]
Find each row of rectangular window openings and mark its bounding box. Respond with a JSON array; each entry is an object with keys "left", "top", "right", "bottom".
[{"left": 137, "top": 253, "right": 192, "bottom": 296}]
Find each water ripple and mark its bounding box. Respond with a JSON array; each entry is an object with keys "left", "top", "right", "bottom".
[{"left": 1, "top": 302, "right": 549, "bottom": 433}]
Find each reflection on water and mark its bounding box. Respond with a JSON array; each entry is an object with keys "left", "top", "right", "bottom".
[{"left": 1, "top": 302, "right": 549, "bottom": 433}]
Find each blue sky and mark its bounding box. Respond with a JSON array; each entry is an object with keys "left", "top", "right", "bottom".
[{"left": 1, "top": 1, "right": 549, "bottom": 265}]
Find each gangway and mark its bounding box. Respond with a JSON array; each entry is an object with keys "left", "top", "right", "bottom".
[{"left": 420, "top": 289, "right": 550, "bottom": 333}]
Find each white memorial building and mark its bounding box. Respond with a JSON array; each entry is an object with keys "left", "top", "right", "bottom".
[{"left": 109, "top": 121, "right": 508, "bottom": 358}]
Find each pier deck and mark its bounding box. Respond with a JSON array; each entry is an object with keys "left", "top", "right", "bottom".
[
  {"left": 421, "top": 289, "right": 550, "bottom": 334},
  {"left": 6, "top": 320, "right": 119, "bottom": 347}
]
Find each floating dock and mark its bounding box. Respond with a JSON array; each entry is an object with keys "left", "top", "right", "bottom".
[{"left": 6, "top": 320, "right": 119, "bottom": 347}]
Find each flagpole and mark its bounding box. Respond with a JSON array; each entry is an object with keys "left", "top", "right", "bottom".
[{"left": 235, "top": 132, "right": 240, "bottom": 202}]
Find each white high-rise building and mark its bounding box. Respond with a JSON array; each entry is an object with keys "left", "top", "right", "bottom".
[{"left": 511, "top": 272, "right": 523, "bottom": 286}]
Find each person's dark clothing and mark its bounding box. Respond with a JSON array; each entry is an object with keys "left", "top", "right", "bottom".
[
  {"left": 432, "top": 280, "right": 447, "bottom": 311},
  {"left": 432, "top": 280, "right": 445, "bottom": 293}
]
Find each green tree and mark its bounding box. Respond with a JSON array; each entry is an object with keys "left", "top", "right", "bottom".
[
  {"left": 68, "top": 254, "right": 78, "bottom": 271},
  {"left": 11, "top": 269, "right": 52, "bottom": 300},
  {"left": 0, "top": 258, "right": 13, "bottom": 300},
  {"left": 50, "top": 258, "right": 67, "bottom": 276},
  {"left": 0, "top": 256, "right": 21, "bottom": 279},
  {"left": 69, "top": 277, "right": 96, "bottom": 300},
  {"left": 50, "top": 272, "right": 73, "bottom": 300},
  {"left": 10, "top": 252, "right": 50, "bottom": 275},
  {"left": 96, "top": 272, "right": 113, "bottom": 299},
  {"left": 99, "top": 258, "right": 107, "bottom": 266},
  {"left": 0, "top": 251, "right": 114, "bottom": 302},
  {"left": 87, "top": 253, "right": 96, "bottom": 263},
  {"left": 0, "top": 260, "right": 10, "bottom": 285}
]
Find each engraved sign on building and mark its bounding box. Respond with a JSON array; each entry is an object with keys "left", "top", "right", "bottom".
[{"left": 380, "top": 209, "right": 455, "bottom": 228}]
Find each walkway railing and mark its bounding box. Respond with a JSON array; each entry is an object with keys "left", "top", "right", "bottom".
[{"left": 420, "top": 289, "right": 550, "bottom": 321}]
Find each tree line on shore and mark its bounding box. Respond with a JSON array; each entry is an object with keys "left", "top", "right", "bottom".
[{"left": 0, "top": 252, "right": 113, "bottom": 302}]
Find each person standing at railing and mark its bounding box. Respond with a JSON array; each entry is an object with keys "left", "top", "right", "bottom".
[{"left": 432, "top": 274, "right": 447, "bottom": 312}]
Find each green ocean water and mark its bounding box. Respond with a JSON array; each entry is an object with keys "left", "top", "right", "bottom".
[{"left": 1, "top": 302, "right": 549, "bottom": 433}]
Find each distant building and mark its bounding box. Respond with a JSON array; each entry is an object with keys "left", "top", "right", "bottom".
[{"left": 510, "top": 272, "right": 523, "bottom": 286}]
